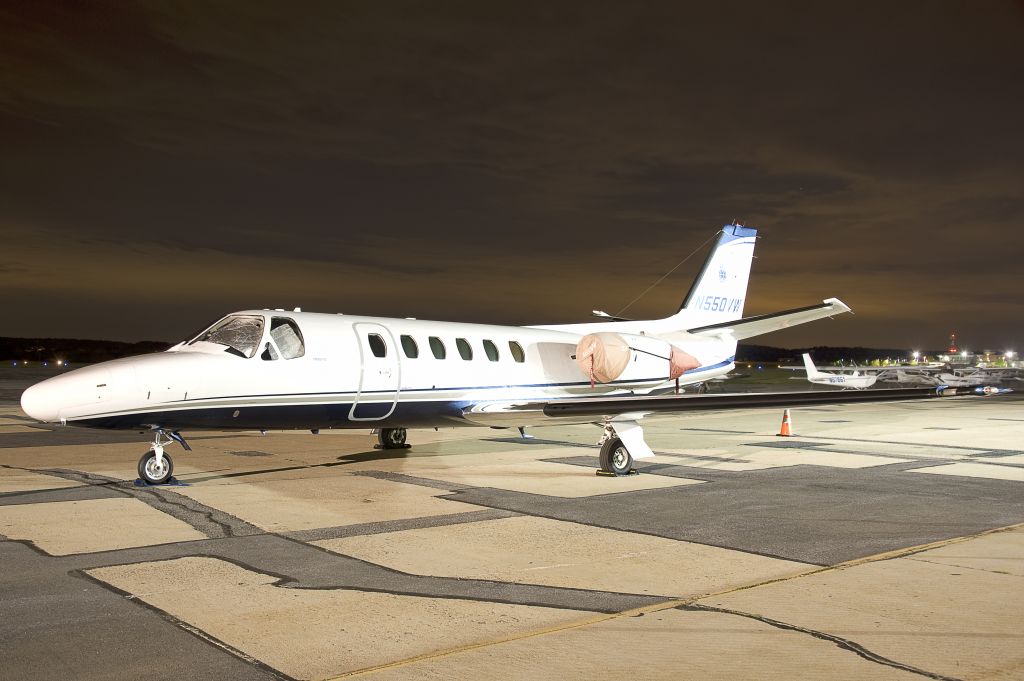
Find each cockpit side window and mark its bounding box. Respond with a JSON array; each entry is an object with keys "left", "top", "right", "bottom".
[
  {"left": 270, "top": 317, "right": 305, "bottom": 359},
  {"left": 194, "top": 315, "right": 265, "bottom": 358}
]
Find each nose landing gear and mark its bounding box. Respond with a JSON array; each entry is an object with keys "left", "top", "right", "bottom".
[{"left": 137, "top": 430, "right": 190, "bottom": 485}]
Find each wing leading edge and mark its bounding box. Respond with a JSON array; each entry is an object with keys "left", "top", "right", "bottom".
[{"left": 462, "top": 386, "right": 964, "bottom": 427}]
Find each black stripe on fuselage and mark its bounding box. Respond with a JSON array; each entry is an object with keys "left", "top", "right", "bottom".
[{"left": 70, "top": 399, "right": 473, "bottom": 431}]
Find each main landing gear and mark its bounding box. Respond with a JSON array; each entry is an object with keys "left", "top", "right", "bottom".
[
  {"left": 137, "top": 430, "right": 191, "bottom": 485},
  {"left": 377, "top": 427, "right": 410, "bottom": 450},
  {"left": 597, "top": 424, "right": 636, "bottom": 476}
]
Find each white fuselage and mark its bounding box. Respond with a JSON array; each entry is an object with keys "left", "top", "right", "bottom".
[
  {"left": 20, "top": 310, "right": 738, "bottom": 431},
  {"left": 806, "top": 373, "right": 879, "bottom": 389}
]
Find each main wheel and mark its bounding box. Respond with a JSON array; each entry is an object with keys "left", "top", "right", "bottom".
[
  {"left": 599, "top": 437, "right": 633, "bottom": 476},
  {"left": 378, "top": 428, "right": 408, "bottom": 449},
  {"left": 138, "top": 450, "right": 174, "bottom": 485}
]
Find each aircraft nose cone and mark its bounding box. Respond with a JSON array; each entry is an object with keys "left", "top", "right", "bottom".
[{"left": 20, "top": 380, "right": 61, "bottom": 423}]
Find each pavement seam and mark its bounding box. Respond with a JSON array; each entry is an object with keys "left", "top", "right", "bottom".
[
  {"left": 830, "top": 522, "right": 1024, "bottom": 565},
  {"left": 351, "top": 469, "right": 470, "bottom": 491},
  {"left": 283, "top": 508, "right": 520, "bottom": 542},
  {"left": 903, "top": 556, "right": 1020, "bottom": 577},
  {"left": 437, "top": 488, "right": 823, "bottom": 565},
  {"left": 76, "top": 549, "right": 663, "bottom": 681},
  {"left": 679, "top": 604, "right": 962, "bottom": 681},
  {"left": 805, "top": 435, "right": 1024, "bottom": 456},
  {"left": 12, "top": 465, "right": 265, "bottom": 538},
  {"left": 57, "top": 531, "right": 660, "bottom": 613},
  {"left": 272, "top": 534, "right": 661, "bottom": 611},
  {"left": 323, "top": 522, "right": 1024, "bottom": 680},
  {"left": 911, "top": 460, "right": 1024, "bottom": 470},
  {"left": 73, "top": 568, "right": 296, "bottom": 681}
]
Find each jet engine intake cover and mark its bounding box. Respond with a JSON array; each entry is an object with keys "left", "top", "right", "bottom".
[{"left": 575, "top": 332, "right": 631, "bottom": 383}]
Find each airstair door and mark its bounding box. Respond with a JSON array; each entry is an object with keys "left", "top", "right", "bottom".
[{"left": 349, "top": 322, "right": 400, "bottom": 421}]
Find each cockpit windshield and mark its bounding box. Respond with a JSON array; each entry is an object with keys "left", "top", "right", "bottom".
[{"left": 192, "top": 315, "right": 265, "bottom": 358}]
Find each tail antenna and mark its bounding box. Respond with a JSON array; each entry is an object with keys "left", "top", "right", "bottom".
[{"left": 613, "top": 230, "right": 721, "bottom": 318}]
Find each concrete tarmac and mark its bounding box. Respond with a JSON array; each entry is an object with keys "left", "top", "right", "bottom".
[{"left": 1, "top": 396, "right": 1023, "bottom": 680}]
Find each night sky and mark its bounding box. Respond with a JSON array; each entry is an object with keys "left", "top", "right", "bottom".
[{"left": 2, "top": 2, "right": 1023, "bottom": 351}]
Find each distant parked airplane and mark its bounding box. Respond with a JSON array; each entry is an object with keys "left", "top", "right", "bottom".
[{"left": 802, "top": 353, "right": 878, "bottom": 389}]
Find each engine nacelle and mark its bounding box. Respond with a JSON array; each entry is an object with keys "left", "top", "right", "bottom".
[{"left": 575, "top": 332, "right": 699, "bottom": 386}]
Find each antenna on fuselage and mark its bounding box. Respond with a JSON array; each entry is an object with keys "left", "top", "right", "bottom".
[{"left": 592, "top": 310, "right": 633, "bottom": 322}]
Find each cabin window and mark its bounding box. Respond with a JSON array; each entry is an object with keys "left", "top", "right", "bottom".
[
  {"left": 195, "top": 315, "right": 264, "bottom": 358},
  {"left": 509, "top": 341, "right": 526, "bottom": 363},
  {"left": 270, "top": 317, "right": 305, "bottom": 359},
  {"left": 368, "top": 333, "right": 387, "bottom": 358},
  {"left": 483, "top": 339, "right": 500, "bottom": 362},
  {"left": 400, "top": 335, "right": 419, "bottom": 358},
  {"left": 429, "top": 336, "right": 446, "bottom": 359},
  {"left": 456, "top": 338, "right": 473, "bottom": 360}
]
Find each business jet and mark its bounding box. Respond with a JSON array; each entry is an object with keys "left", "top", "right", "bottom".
[
  {"left": 20, "top": 224, "right": 963, "bottom": 484},
  {"left": 802, "top": 353, "right": 878, "bottom": 389}
]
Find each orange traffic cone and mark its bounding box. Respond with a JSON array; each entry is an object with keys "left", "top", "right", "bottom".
[{"left": 776, "top": 409, "right": 794, "bottom": 437}]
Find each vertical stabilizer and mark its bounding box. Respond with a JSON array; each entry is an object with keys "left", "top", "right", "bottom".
[
  {"left": 802, "top": 353, "right": 827, "bottom": 379},
  {"left": 671, "top": 224, "right": 757, "bottom": 327}
]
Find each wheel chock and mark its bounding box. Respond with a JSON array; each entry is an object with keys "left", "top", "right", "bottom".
[
  {"left": 133, "top": 477, "right": 188, "bottom": 487},
  {"left": 595, "top": 468, "right": 639, "bottom": 477}
]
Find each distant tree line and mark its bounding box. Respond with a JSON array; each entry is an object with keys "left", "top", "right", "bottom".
[
  {"left": 737, "top": 344, "right": 940, "bottom": 364},
  {"left": 0, "top": 337, "right": 170, "bottom": 363}
]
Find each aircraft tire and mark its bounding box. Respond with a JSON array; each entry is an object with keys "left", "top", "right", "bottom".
[
  {"left": 599, "top": 437, "right": 633, "bottom": 476},
  {"left": 378, "top": 428, "right": 407, "bottom": 449},
  {"left": 138, "top": 450, "right": 174, "bottom": 485}
]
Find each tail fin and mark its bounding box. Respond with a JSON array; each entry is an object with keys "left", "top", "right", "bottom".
[
  {"left": 802, "top": 353, "right": 827, "bottom": 379},
  {"left": 671, "top": 224, "right": 757, "bottom": 326}
]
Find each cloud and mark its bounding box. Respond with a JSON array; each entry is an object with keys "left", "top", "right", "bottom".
[{"left": 0, "top": 2, "right": 1022, "bottom": 346}]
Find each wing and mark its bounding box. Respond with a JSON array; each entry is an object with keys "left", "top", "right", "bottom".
[
  {"left": 462, "top": 386, "right": 963, "bottom": 428},
  {"left": 687, "top": 298, "right": 851, "bottom": 341}
]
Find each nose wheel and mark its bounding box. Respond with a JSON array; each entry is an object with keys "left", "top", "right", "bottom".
[
  {"left": 136, "top": 430, "right": 189, "bottom": 485},
  {"left": 138, "top": 449, "right": 174, "bottom": 485}
]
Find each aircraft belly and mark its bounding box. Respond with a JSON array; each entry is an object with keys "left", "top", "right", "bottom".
[{"left": 68, "top": 397, "right": 474, "bottom": 431}]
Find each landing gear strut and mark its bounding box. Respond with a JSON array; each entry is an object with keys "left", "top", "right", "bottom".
[
  {"left": 137, "top": 430, "right": 190, "bottom": 485},
  {"left": 377, "top": 427, "right": 409, "bottom": 449}
]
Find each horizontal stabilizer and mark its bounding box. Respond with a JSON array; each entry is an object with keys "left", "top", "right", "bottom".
[{"left": 687, "top": 298, "right": 851, "bottom": 341}]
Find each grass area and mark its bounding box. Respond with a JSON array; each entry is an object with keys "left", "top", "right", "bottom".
[{"left": 718, "top": 366, "right": 806, "bottom": 389}]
